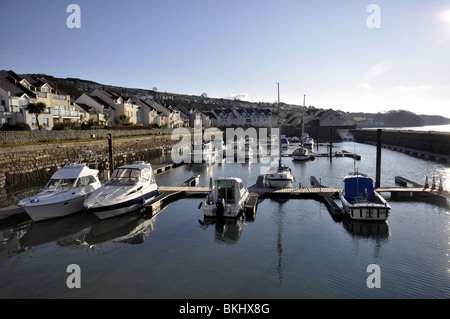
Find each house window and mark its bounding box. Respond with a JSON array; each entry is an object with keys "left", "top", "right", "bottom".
[
  {"left": 42, "top": 118, "right": 49, "bottom": 127},
  {"left": 18, "top": 100, "right": 28, "bottom": 107},
  {"left": 41, "top": 88, "right": 50, "bottom": 93}
]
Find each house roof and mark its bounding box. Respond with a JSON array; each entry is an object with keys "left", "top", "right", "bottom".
[
  {"left": 0, "top": 70, "right": 37, "bottom": 98},
  {"left": 76, "top": 103, "right": 95, "bottom": 114}
]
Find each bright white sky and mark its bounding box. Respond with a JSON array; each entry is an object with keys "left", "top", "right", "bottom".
[{"left": 1, "top": 0, "right": 449, "bottom": 116}]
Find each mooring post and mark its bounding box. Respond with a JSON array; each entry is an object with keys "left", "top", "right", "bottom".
[
  {"left": 375, "top": 129, "right": 382, "bottom": 188},
  {"left": 329, "top": 126, "right": 333, "bottom": 161},
  {"left": 108, "top": 133, "right": 114, "bottom": 171}
]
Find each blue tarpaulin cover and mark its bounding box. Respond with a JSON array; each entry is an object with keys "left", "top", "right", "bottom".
[{"left": 344, "top": 174, "right": 375, "bottom": 201}]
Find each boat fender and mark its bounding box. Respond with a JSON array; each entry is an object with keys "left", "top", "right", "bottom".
[
  {"left": 198, "top": 201, "right": 203, "bottom": 209},
  {"left": 105, "top": 161, "right": 110, "bottom": 171}
]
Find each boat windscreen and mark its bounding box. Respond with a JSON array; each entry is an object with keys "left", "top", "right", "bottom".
[
  {"left": 45, "top": 178, "right": 76, "bottom": 191},
  {"left": 106, "top": 168, "right": 142, "bottom": 186}
]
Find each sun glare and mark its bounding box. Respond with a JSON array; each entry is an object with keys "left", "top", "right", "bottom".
[{"left": 441, "top": 10, "right": 450, "bottom": 22}]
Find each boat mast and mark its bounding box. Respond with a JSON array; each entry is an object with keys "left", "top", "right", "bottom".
[
  {"left": 277, "top": 82, "right": 282, "bottom": 171},
  {"left": 302, "top": 94, "right": 305, "bottom": 141}
]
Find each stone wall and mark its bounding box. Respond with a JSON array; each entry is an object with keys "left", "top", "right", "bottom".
[
  {"left": 0, "top": 134, "right": 182, "bottom": 189},
  {"left": 0, "top": 128, "right": 175, "bottom": 145},
  {"left": 350, "top": 129, "right": 450, "bottom": 155}
]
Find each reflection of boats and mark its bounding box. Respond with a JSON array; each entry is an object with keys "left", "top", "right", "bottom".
[
  {"left": 292, "top": 147, "right": 313, "bottom": 161},
  {"left": 198, "top": 215, "right": 246, "bottom": 245},
  {"left": 339, "top": 171, "right": 391, "bottom": 221},
  {"left": 201, "top": 177, "right": 249, "bottom": 218},
  {"left": 84, "top": 161, "right": 159, "bottom": 220},
  {"left": 343, "top": 216, "right": 390, "bottom": 238},
  {"left": 85, "top": 210, "right": 157, "bottom": 246},
  {"left": 17, "top": 160, "right": 101, "bottom": 222},
  {"left": 19, "top": 212, "right": 97, "bottom": 247},
  {"left": 191, "top": 141, "right": 219, "bottom": 164},
  {"left": 244, "top": 137, "right": 256, "bottom": 160}
]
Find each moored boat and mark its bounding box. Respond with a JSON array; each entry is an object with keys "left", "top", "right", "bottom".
[
  {"left": 84, "top": 161, "right": 159, "bottom": 220},
  {"left": 339, "top": 171, "right": 391, "bottom": 221},
  {"left": 17, "top": 162, "right": 101, "bottom": 222},
  {"left": 292, "top": 146, "right": 313, "bottom": 161},
  {"left": 201, "top": 177, "right": 249, "bottom": 218},
  {"left": 266, "top": 162, "right": 295, "bottom": 188}
]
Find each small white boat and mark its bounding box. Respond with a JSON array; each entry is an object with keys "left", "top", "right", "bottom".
[
  {"left": 201, "top": 177, "right": 249, "bottom": 218},
  {"left": 266, "top": 162, "right": 295, "bottom": 188},
  {"left": 290, "top": 136, "right": 300, "bottom": 145},
  {"left": 84, "top": 161, "right": 159, "bottom": 220},
  {"left": 339, "top": 171, "right": 391, "bottom": 221},
  {"left": 292, "top": 147, "right": 313, "bottom": 161},
  {"left": 17, "top": 163, "right": 101, "bottom": 222},
  {"left": 266, "top": 83, "right": 294, "bottom": 188},
  {"left": 301, "top": 133, "right": 314, "bottom": 149}
]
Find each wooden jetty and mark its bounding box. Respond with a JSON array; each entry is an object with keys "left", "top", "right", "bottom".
[
  {"left": 311, "top": 150, "right": 361, "bottom": 160},
  {"left": 152, "top": 161, "right": 183, "bottom": 175},
  {"left": 376, "top": 176, "right": 450, "bottom": 203},
  {"left": 246, "top": 175, "right": 343, "bottom": 218}
]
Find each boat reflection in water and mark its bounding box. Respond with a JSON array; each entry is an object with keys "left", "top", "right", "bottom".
[
  {"left": 342, "top": 216, "right": 390, "bottom": 238},
  {"left": 198, "top": 214, "right": 250, "bottom": 245},
  {"left": 19, "top": 212, "right": 97, "bottom": 248},
  {"left": 85, "top": 210, "right": 158, "bottom": 247}
]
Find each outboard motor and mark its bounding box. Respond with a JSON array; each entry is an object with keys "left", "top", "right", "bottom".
[{"left": 215, "top": 198, "right": 225, "bottom": 219}]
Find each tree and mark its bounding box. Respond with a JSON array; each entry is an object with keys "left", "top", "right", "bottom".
[
  {"left": 103, "top": 112, "right": 110, "bottom": 125},
  {"left": 26, "top": 102, "right": 47, "bottom": 130},
  {"left": 119, "top": 114, "right": 130, "bottom": 124}
]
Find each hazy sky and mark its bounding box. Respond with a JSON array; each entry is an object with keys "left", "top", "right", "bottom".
[{"left": 1, "top": 0, "right": 449, "bottom": 116}]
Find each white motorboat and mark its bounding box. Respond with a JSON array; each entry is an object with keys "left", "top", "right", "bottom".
[
  {"left": 301, "top": 133, "right": 314, "bottom": 149},
  {"left": 292, "top": 146, "right": 313, "bottom": 161},
  {"left": 17, "top": 163, "right": 101, "bottom": 222},
  {"left": 84, "top": 161, "right": 159, "bottom": 220},
  {"left": 201, "top": 177, "right": 249, "bottom": 218},
  {"left": 290, "top": 136, "right": 300, "bottom": 145},
  {"left": 339, "top": 171, "right": 391, "bottom": 221}
]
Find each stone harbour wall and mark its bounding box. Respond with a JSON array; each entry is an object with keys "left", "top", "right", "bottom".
[
  {"left": 350, "top": 129, "right": 450, "bottom": 155},
  {"left": 0, "top": 128, "right": 174, "bottom": 145},
  {"left": 0, "top": 134, "right": 182, "bottom": 189}
]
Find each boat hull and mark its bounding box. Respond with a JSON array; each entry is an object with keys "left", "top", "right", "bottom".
[
  {"left": 203, "top": 203, "right": 244, "bottom": 218},
  {"left": 292, "top": 154, "right": 310, "bottom": 161},
  {"left": 20, "top": 195, "right": 87, "bottom": 222},
  {"left": 339, "top": 191, "right": 390, "bottom": 221},
  {"left": 266, "top": 178, "right": 293, "bottom": 188},
  {"left": 88, "top": 189, "right": 159, "bottom": 220}
]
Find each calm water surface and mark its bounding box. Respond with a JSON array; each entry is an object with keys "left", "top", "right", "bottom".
[{"left": 0, "top": 141, "right": 449, "bottom": 299}]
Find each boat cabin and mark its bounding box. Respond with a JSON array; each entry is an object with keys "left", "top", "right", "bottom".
[
  {"left": 45, "top": 164, "right": 99, "bottom": 191},
  {"left": 343, "top": 172, "right": 375, "bottom": 202},
  {"left": 214, "top": 178, "right": 245, "bottom": 204},
  {"left": 106, "top": 162, "right": 156, "bottom": 186}
]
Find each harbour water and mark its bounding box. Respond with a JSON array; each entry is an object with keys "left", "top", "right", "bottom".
[{"left": 0, "top": 140, "right": 449, "bottom": 299}]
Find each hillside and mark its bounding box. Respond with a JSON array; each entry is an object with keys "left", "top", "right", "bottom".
[{"left": 31, "top": 73, "right": 450, "bottom": 126}]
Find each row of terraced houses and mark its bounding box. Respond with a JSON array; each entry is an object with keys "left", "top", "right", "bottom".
[{"left": 0, "top": 70, "right": 345, "bottom": 130}]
